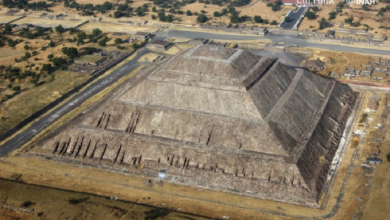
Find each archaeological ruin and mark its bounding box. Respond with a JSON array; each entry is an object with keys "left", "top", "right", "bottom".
[{"left": 27, "top": 45, "right": 357, "bottom": 207}]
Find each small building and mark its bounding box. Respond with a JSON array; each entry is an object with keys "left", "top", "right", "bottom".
[
  {"left": 360, "top": 70, "right": 372, "bottom": 77},
  {"left": 40, "top": 13, "right": 50, "bottom": 18},
  {"left": 15, "top": 23, "right": 34, "bottom": 30},
  {"left": 89, "top": 17, "right": 102, "bottom": 23},
  {"left": 131, "top": 32, "right": 151, "bottom": 41},
  {"left": 147, "top": 40, "right": 173, "bottom": 51},
  {"left": 366, "top": 158, "right": 382, "bottom": 165},
  {"left": 302, "top": 58, "right": 325, "bottom": 71},
  {"left": 190, "top": 38, "right": 209, "bottom": 45}
]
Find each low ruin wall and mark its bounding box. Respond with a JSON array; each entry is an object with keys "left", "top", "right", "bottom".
[{"left": 285, "top": 47, "right": 313, "bottom": 55}]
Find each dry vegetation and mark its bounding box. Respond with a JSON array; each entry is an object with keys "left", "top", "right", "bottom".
[
  {"left": 0, "top": 71, "right": 90, "bottom": 135},
  {"left": 0, "top": 179, "right": 208, "bottom": 220},
  {"left": 0, "top": 20, "right": 138, "bottom": 135},
  {"left": 306, "top": 49, "right": 377, "bottom": 76},
  {"left": 299, "top": 0, "right": 390, "bottom": 36}
]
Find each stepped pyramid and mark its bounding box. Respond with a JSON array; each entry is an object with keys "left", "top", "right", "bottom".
[{"left": 30, "top": 45, "right": 356, "bottom": 206}]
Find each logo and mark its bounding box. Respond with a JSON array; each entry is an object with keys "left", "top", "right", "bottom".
[{"left": 345, "top": 0, "right": 376, "bottom": 5}]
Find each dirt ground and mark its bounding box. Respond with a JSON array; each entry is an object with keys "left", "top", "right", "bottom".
[
  {"left": 0, "top": 49, "right": 24, "bottom": 59},
  {"left": 12, "top": 16, "right": 87, "bottom": 29},
  {"left": 0, "top": 15, "right": 23, "bottom": 23},
  {"left": 0, "top": 21, "right": 139, "bottom": 135},
  {"left": 298, "top": 0, "right": 390, "bottom": 36},
  {"left": 79, "top": 22, "right": 157, "bottom": 34},
  {"left": 0, "top": 179, "right": 209, "bottom": 220},
  {"left": 2, "top": 0, "right": 293, "bottom": 28},
  {"left": 305, "top": 49, "right": 378, "bottom": 76},
  {"left": 0, "top": 71, "right": 90, "bottom": 135},
  {"left": 137, "top": 53, "right": 160, "bottom": 62}
]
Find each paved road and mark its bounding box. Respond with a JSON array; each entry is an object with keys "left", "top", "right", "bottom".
[
  {"left": 0, "top": 48, "right": 151, "bottom": 157},
  {"left": 280, "top": 7, "right": 307, "bottom": 29},
  {"left": 162, "top": 30, "right": 390, "bottom": 55}
]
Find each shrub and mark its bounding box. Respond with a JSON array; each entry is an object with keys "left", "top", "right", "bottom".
[
  {"left": 21, "top": 201, "right": 33, "bottom": 208},
  {"left": 306, "top": 11, "right": 315, "bottom": 20},
  {"left": 197, "top": 14, "right": 208, "bottom": 23}
]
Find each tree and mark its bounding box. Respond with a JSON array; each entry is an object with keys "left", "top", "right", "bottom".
[
  {"left": 69, "top": 27, "right": 77, "bottom": 34},
  {"left": 92, "top": 28, "right": 102, "bottom": 37},
  {"left": 114, "top": 11, "right": 123, "bottom": 18},
  {"left": 35, "top": 26, "right": 45, "bottom": 36},
  {"left": 47, "top": 54, "right": 54, "bottom": 61},
  {"left": 132, "top": 42, "right": 139, "bottom": 49},
  {"left": 284, "top": 16, "right": 291, "bottom": 23},
  {"left": 26, "top": 32, "right": 35, "bottom": 39},
  {"left": 98, "top": 37, "right": 108, "bottom": 46},
  {"left": 62, "top": 47, "right": 78, "bottom": 59},
  {"left": 318, "top": 17, "right": 329, "bottom": 30},
  {"left": 12, "top": 86, "right": 21, "bottom": 93},
  {"left": 24, "top": 45, "right": 29, "bottom": 50},
  {"left": 55, "top": 25, "right": 65, "bottom": 33},
  {"left": 7, "top": 39, "right": 15, "bottom": 47},
  {"left": 152, "top": 6, "right": 157, "bottom": 12},
  {"left": 166, "top": 14, "right": 173, "bottom": 22},
  {"left": 3, "top": 24, "right": 12, "bottom": 34},
  {"left": 271, "top": 20, "right": 278, "bottom": 25},
  {"left": 387, "top": 152, "right": 390, "bottom": 162},
  {"left": 230, "top": 13, "right": 240, "bottom": 23},
  {"left": 271, "top": 4, "right": 281, "bottom": 11},
  {"left": 213, "top": 11, "right": 220, "bottom": 17},
  {"left": 24, "top": 52, "right": 31, "bottom": 59},
  {"left": 197, "top": 14, "right": 208, "bottom": 23},
  {"left": 115, "top": 38, "right": 123, "bottom": 44},
  {"left": 52, "top": 57, "right": 67, "bottom": 66},
  {"left": 312, "top": 6, "right": 319, "bottom": 12},
  {"left": 254, "top": 15, "right": 263, "bottom": 23},
  {"left": 328, "top": 11, "right": 337, "bottom": 20},
  {"left": 306, "top": 11, "right": 315, "bottom": 20},
  {"left": 77, "top": 31, "right": 87, "bottom": 44},
  {"left": 48, "top": 40, "right": 55, "bottom": 47},
  {"left": 186, "top": 10, "right": 192, "bottom": 16},
  {"left": 345, "top": 16, "right": 354, "bottom": 24},
  {"left": 41, "top": 63, "right": 53, "bottom": 74}
]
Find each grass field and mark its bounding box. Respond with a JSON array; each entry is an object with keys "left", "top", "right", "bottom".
[
  {"left": 0, "top": 71, "right": 90, "bottom": 135},
  {"left": 0, "top": 49, "right": 24, "bottom": 59},
  {"left": 137, "top": 53, "right": 160, "bottom": 63},
  {"left": 0, "top": 15, "right": 23, "bottom": 24},
  {"left": 12, "top": 16, "right": 87, "bottom": 28},
  {"left": 79, "top": 22, "right": 157, "bottom": 35},
  {"left": 76, "top": 54, "right": 103, "bottom": 63},
  {"left": 0, "top": 179, "right": 208, "bottom": 220}
]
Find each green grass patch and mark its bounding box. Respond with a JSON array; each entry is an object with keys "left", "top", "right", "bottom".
[{"left": 75, "top": 55, "right": 102, "bottom": 63}]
